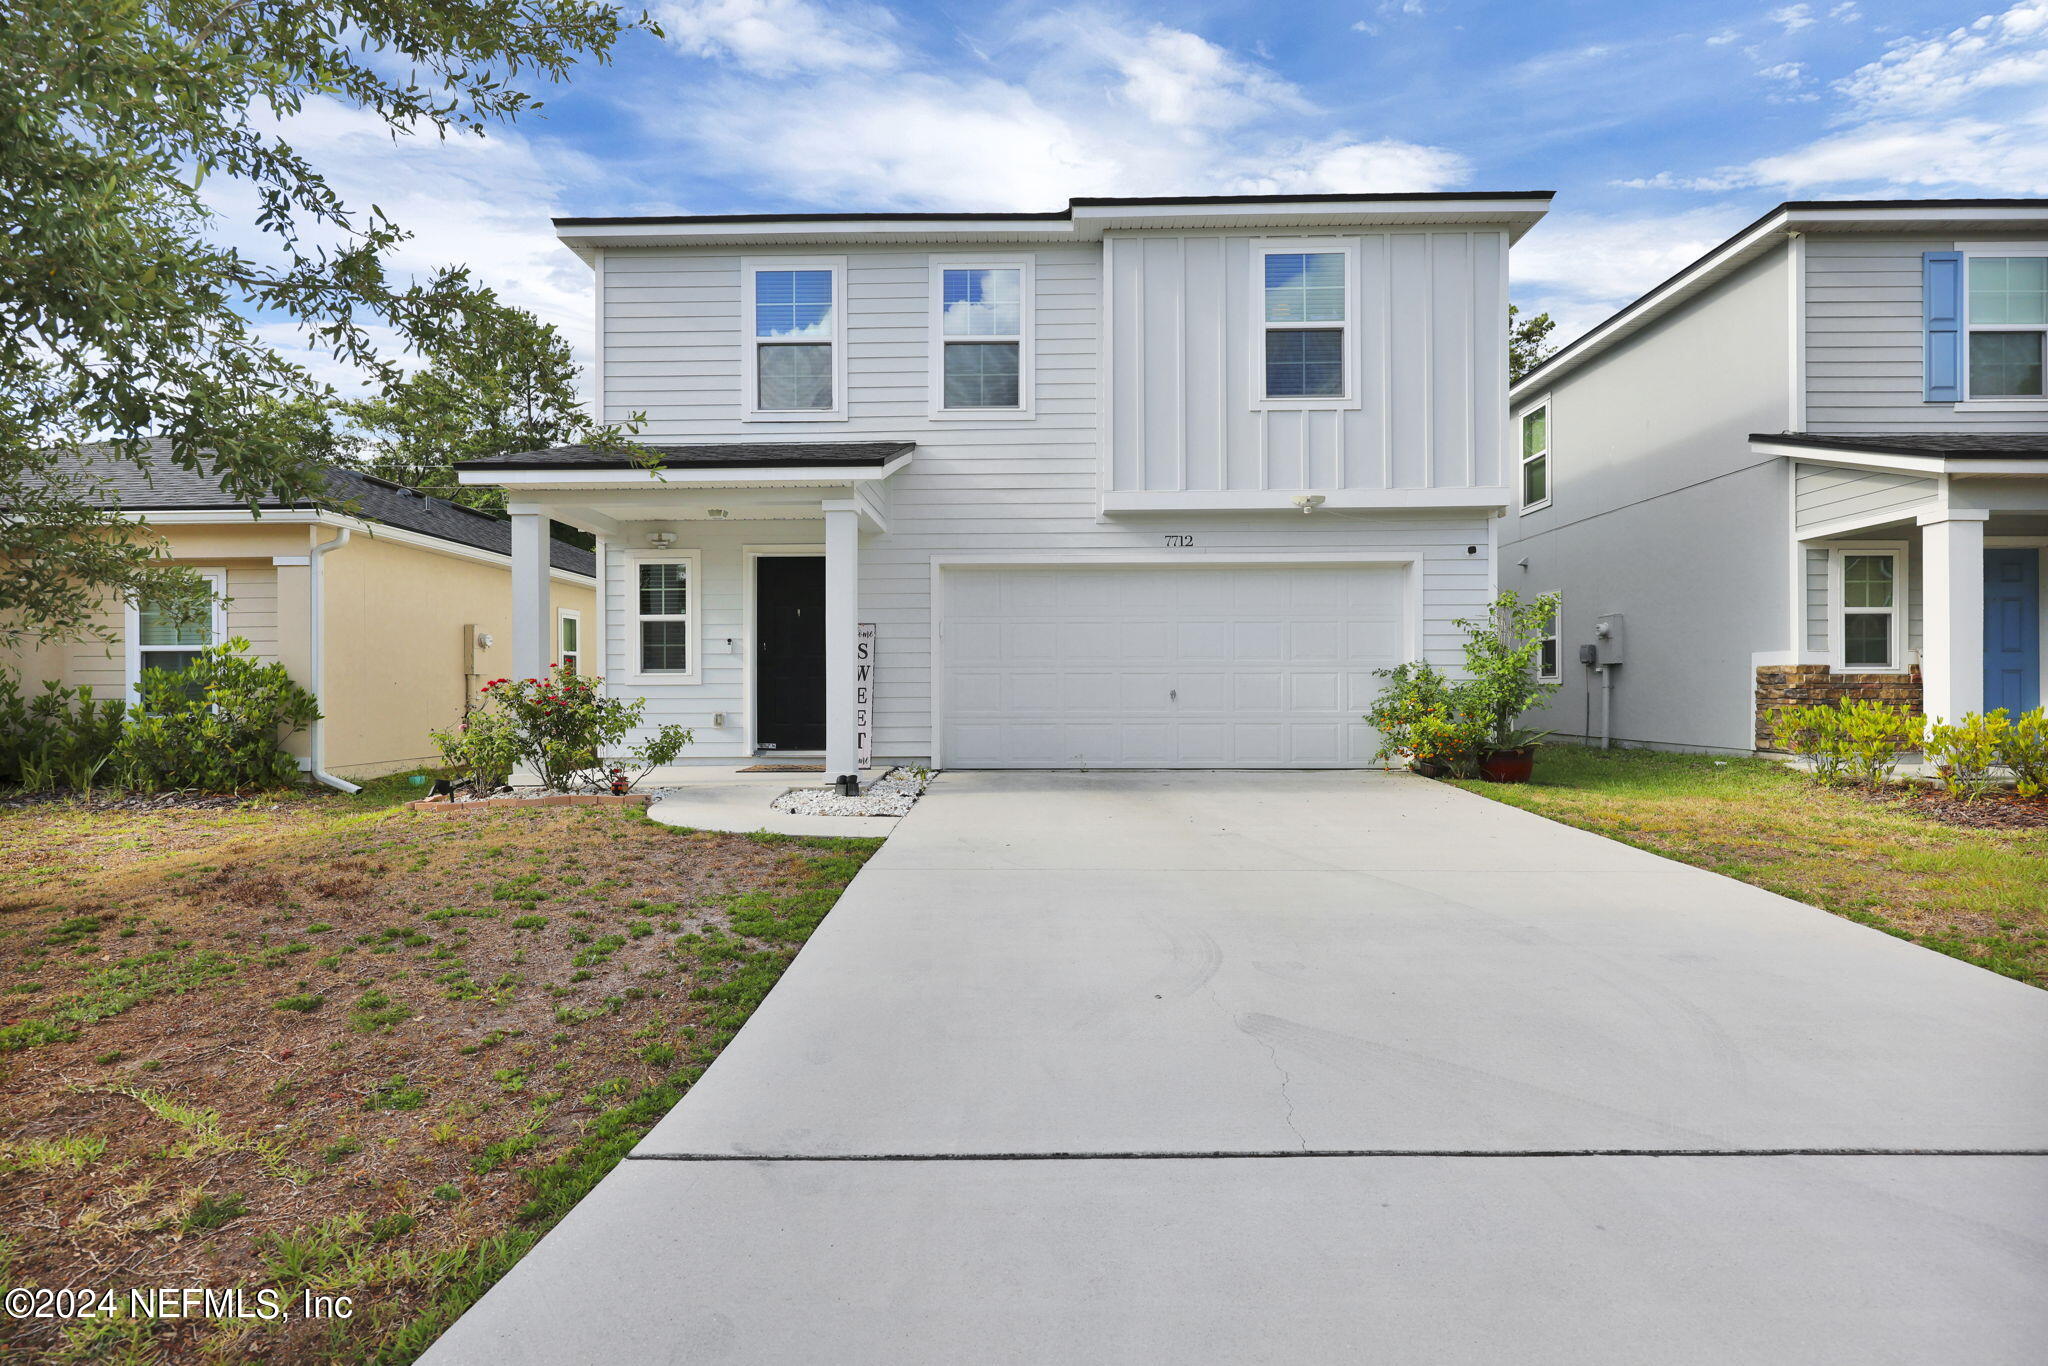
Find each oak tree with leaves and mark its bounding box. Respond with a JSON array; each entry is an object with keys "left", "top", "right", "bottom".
[{"left": 0, "top": 0, "right": 651, "bottom": 643}]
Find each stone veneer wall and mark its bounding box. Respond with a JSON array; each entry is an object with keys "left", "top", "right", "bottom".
[{"left": 1754, "top": 664, "right": 1923, "bottom": 751}]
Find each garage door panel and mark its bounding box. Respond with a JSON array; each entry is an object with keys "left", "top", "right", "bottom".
[{"left": 941, "top": 565, "right": 1404, "bottom": 769}]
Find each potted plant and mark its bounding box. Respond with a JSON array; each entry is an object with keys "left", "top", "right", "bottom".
[
  {"left": 1365, "top": 592, "right": 1561, "bottom": 784},
  {"left": 1455, "top": 591, "right": 1561, "bottom": 784}
]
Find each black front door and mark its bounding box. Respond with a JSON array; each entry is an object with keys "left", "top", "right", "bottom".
[{"left": 756, "top": 556, "right": 826, "bottom": 751}]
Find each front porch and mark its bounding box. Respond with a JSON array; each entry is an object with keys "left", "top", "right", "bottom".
[
  {"left": 1750, "top": 433, "right": 2048, "bottom": 744},
  {"left": 458, "top": 443, "right": 910, "bottom": 786}
]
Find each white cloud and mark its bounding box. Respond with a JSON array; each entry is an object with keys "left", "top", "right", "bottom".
[
  {"left": 661, "top": 17, "right": 1468, "bottom": 210},
  {"left": 1745, "top": 110, "right": 2048, "bottom": 191},
  {"left": 657, "top": 0, "right": 900, "bottom": 75},
  {"left": 1829, "top": 3, "right": 1862, "bottom": 21},
  {"left": 1706, "top": 29, "right": 1741, "bottom": 45},
  {"left": 1511, "top": 208, "right": 1748, "bottom": 343},
  {"left": 1770, "top": 5, "right": 1816, "bottom": 31},
  {"left": 1833, "top": 0, "right": 2048, "bottom": 114},
  {"left": 1622, "top": 1, "right": 2048, "bottom": 197}
]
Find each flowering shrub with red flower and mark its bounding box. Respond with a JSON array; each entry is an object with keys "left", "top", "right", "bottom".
[{"left": 431, "top": 665, "right": 691, "bottom": 793}]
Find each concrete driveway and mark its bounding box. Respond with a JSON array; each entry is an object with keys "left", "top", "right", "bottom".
[{"left": 424, "top": 771, "right": 2048, "bottom": 1364}]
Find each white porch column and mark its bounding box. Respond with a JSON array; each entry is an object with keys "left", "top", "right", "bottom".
[
  {"left": 1919, "top": 509, "right": 1988, "bottom": 723},
  {"left": 509, "top": 509, "right": 551, "bottom": 681},
  {"left": 823, "top": 501, "right": 862, "bottom": 780}
]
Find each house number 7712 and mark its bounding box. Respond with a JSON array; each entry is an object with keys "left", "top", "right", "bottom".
[{"left": 1163, "top": 534, "right": 1196, "bottom": 548}]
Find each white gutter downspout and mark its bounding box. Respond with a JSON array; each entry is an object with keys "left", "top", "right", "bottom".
[{"left": 307, "top": 528, "right": 362, "bottom": 794}]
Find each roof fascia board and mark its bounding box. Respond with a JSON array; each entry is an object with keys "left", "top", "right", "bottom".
[
  {"left": 459, "top": 452, "right": 913, "bottom": 486},
  {"left": 1748, "top": 439, "right": 2048, "bottom": 477},
  {"left": 130, "top": 507, "right": 594, "bottom": 581}
]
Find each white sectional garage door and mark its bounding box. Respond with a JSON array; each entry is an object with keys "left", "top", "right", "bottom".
[{"left": 938, "top": 563, "right": 1406, "bottom": 768}]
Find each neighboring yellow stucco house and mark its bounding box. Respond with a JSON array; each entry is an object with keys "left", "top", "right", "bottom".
[{"left": 7, "top": 445, "right": 596, "bottom": 784}]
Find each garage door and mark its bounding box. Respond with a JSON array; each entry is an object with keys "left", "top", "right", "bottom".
[{"left": 938, "top": 563, "right": 1407, "bottom": 768}]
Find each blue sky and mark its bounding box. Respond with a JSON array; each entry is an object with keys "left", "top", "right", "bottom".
[{"left": 249, "top": 0, "right": 2048, "bottom": 382}]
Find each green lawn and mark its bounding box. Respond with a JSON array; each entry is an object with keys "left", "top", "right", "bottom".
[{"left": 1452, "top": 745, "right": 2048, "bottom": 988}]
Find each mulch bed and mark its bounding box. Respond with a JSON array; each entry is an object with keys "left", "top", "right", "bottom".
[
  {"left": 1856, "top": 785, "right": 2048, "bottom": 831},
  {"left": 0, "top": 801, "right": 875, "bottom": 1362}
]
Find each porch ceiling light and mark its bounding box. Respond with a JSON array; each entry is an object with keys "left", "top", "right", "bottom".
[
  {"left": 647, "top": 529, "right": 677, "bottom": 548},
  {"left": 706, "top": 508, "right": 730, "bottom": 519}
]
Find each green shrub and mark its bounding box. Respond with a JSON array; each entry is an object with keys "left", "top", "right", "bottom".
[
  {"left": 2000, "top": 709, "right": 2048, "bottom": 798},
  {"left": 1925, "top": 711, "right": 2008, "bottom": 801},
  {"left": 1838, "top": 699, "right": 1923, "bottom": 786},
  {"left": 1772, "top": 700, "right": 1921, "bottom": 786},
  {"left": 117, "top": 639, "right": 319, "bottom": 791},
  {"left": 0, "top": 673, "right": 126, "bottom": 791},
  {"left": 438, "top": 665, "right": 690, "bottom": 793}
]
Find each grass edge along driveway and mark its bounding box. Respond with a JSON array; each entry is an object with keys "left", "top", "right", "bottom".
[{"left": 1452, "top": 745, "right": 2048, "bottom": 988}]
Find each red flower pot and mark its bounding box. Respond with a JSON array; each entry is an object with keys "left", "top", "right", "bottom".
[{"left": 1479, "top": 748, "right": 1536, "bottom": 783}]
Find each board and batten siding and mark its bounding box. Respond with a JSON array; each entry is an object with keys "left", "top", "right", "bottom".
[
  {"left": 1804, "top": 235, "right": 2048, "bottom": 432},
  {"left": 1105, "top": 230, "right": 1507, "bottom": 494},
  {"left": 594, "top": 241, "right": 1499, "bottom": 760},
  {"left": 1793, "top": 462, "right": 1936, "bottom": 531}
]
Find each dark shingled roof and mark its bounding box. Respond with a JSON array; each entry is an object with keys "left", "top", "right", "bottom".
[
  {"left": 44, "top": 441, "right": 595, "bottom": 576},
  {"left": 1752, "top": 432, "right": 2048, "bottom": 460},
  {"left": 457, "top": 441, "right": 914, "bottom": 470}
]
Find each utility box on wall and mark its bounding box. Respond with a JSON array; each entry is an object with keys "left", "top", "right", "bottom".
[{"left": 1591, "top": 613, "right": 1626, "bottom": 666}]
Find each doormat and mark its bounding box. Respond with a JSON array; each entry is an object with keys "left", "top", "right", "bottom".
[{"left": 739, "top": 764, "right": 826, "bottom": 773}]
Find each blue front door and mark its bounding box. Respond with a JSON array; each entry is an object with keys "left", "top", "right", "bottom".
[{"left": 1984, "top": 548, "right": 2041, "bottom": 715}]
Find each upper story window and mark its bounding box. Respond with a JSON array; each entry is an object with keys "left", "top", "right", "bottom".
[
  {"left": 1255, "top": 241, "right": 1358, "bottom": 408},
  {"left": 1519, "top": 402, "right": 1550, "bottom": 511},
  {"left": 1966, "top": 255, "right": 2046, "bottom": 399},
  {"left": 742, "top": 258, "right": 845, "bottom": 420},
  {"left": 932, "top": 261, "right": 1032, "bottom": 417}
]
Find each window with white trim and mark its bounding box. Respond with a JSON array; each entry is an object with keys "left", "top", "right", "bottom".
[
  {"left": 1259, "top": 245, "right": 1352, "bottom": 403},
  {"left": 1966, "top": 254, "right": 2047, "bottom": 399},
  {"left": 1520, "top": 403, "right": 1550, "bottom": 510},
  {"left": 633, "top": 558, "right": 695, "bottom": 677},
  {"left": 1537, "top": 598, "right": 1561, "bottom": 682},
  {"left": 744, "top": 260, "right": 843, "bottom": 416},
  {"left": 134, "top": 568, "right": 224, "bottom": 680},
  {"left": 935, "top": 264, "right": 1027, "bottom": 411},
  {"left": 1838, "top": 550, "right": 1900, "bottom": 670},
  {"left": 558, "top": 609, "right": 582, "bottom": 674}
]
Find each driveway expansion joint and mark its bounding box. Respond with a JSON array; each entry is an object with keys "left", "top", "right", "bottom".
[{"left": 628, "top": 1148, "right": 2048, "bottom": 1162}]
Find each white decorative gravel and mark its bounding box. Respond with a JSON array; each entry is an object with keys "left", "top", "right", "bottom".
[{"left": 770, "top": 766, "right": 932, "bottom": 817}]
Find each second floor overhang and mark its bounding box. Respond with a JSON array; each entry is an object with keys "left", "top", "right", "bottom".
[{"left": 552, "top": 192, "right": 1554, "bottom": 260}]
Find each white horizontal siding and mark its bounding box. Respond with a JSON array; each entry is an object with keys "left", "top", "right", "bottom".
[{"left": 1793, "top": 462, "right": 1936, "bottom": 530}]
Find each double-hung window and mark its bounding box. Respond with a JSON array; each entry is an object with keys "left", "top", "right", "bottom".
[
  {"left": 558, "top": 609, "right": 582, "bottom": 674},
  {"left": 1537, "top": 598, "right": 1561, "bottom": 681},
  {"left": 1835, "top": 549, "right": 1901, "bottom": 671},
  {"left": 932, "top": 261, "right": 1030, "bottom": 416},
  {"left": 1520, "top": 402, "right": 1551, "bottom": 511},
  {"left": 743, "top": 259, "right": 844, "bottom": 419},
  {"left": 128, "top": 567, "right": 224, "bottom": 693},
  {"left": 630, "top": 553, "right": 700, "bottom": 683},
  {"left": 1258, "top": 242, "right": 1355, "bottom": 405},
  {"left": 1966, "top": 254, "right": 2047, "bottom": 400}
]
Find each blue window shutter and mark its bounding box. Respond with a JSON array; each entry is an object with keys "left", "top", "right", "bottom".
[{"left": 1923, "top": 250, "right": 1963, "bottom": 402}]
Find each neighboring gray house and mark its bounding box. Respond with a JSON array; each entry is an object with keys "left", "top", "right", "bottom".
[
  {"left": 456, "top": 192, "right": 1552, "bottom": 778},
  {"left": 1503, "top": 198, "right": 2048, "bottom": 754}
]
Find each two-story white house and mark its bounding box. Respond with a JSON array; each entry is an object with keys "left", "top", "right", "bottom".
[
  {"left": 458, "top": 192, "right": 1552, "bottom": 781},
  {"left": 1503, "top": 198, "right": 2048, "bottom": 755}
]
